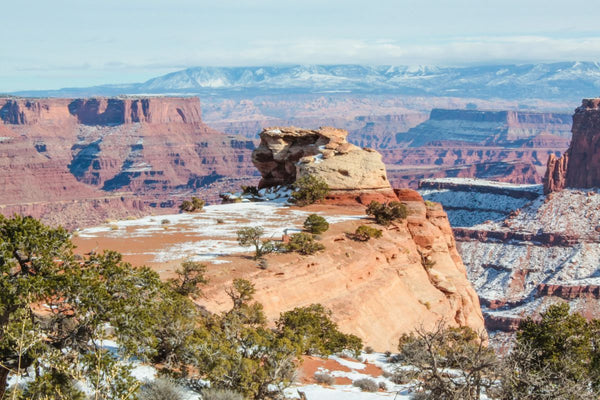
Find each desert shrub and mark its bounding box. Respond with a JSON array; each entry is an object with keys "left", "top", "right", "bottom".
[
  {"left": 389, "top": 370, "right": 413, "bottom": 385},
  {"left": 351, "top": 225, "right": 382, "bottom": 241},
  {"left": 303, "top": 214, "right": 329, "bottom": 234},
  {"left": 197, "top": 279, "right": 297, "bottom": 400},
  {"left": 241, "top": 185, "right": 260, "bottom": 196},
  {"left": 397, "top": 323, "right": 496, "bottom": 400},
  {"left": 353, "top": 378, "right": 378, "bottom": 392},
  {"left": 167, "top": 260, "right": 208, "bottom": 298},
  {"left": 202, "top": 388, "right": 244, "bottom": 400},
  {"left": 313, "top": 372, "right": 335, "bottom": 385},
  {"left": 236, "top": 226, "right": 275, "bottom": 259},
  {"left": 216, "top": 218, "right": 225, "bottom": 224},
  {"left": 290, "top": 175, "right": 330, "bottom": 206},
  {"left": 276, "top": 304, "right": 363, "bottom": 356},
  {"left": 161, "top": 219, "right": 170, "bottom": 224},
  {"left": 378, "top": 381, "right": 388, "bottom": 391},
  {"left": 138, "top": 378, "right": 186, "bottom": 400},
  {"left": 366, "top": 201, "right": 408, "bottom": 226},
  {"left": 424, "top": 200, "right": 437, "bottom": 208},
  {"left": 179, "top": 196, "right": 205, "bottom": 212},
  {"left": 419, "top": 251, "right": 436, "bottom": 270},
  {"left": 364, "top": 346, "right": 375, "bottom": 354},
  {"left": 284, "top": 232, "right": 325, "bottom": 255}
]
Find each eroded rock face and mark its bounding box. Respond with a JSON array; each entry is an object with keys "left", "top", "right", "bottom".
[
  {"left": 544, "top": 98, "right": 600, "bottom": 193},
  {"left": 0, "top": 96, "right": 256, "bottom": 228},
  {"left": 252, "top": 126, "right": 391, "bottom": 191}
]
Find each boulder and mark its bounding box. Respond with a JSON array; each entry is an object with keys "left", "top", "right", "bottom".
[{"left": 252, "top": 126, "right": 391, "bottom": 191}]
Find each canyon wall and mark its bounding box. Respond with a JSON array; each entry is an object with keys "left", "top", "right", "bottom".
[
  {"left": 387, "top": 108, "right": 570, "bottom": 188},
  {"left": 419, "top": 176, "right": 600, "bottom": 334},
  {"left": 545, "top": 98, "right": 600, "bottom": 193},
  {"left": 0, "top": 96, "right": 257, "bottom": 228}
]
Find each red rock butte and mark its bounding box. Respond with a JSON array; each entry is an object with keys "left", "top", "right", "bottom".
[{"left": 544, "top": 98, "right": 600, "bottom": 193}]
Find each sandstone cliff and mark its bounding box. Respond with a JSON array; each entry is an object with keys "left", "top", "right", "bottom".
[
  {"left": 544, "top": 99, "right": 600, "bottom": 193},
  {"left": 198, "top": 190, "right": 486, "bottom": 350},
  {"left": 0, "top": 96, "right": 257, "bottom": 228}
]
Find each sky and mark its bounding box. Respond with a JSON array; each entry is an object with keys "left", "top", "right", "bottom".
[{"left": 2, "top": 0, "right": 600, "bottom": 92}]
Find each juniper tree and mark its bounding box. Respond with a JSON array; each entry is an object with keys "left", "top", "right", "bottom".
[{"left": 0, "top": 215, "right": 164, "bottom": 399}]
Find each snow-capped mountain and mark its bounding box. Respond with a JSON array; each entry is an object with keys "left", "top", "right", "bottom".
[{"left": 11, "top": 62, "right": 600, "bottom": 100}]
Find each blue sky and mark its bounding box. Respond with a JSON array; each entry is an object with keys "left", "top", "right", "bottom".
[{"left": 2, "top": 0, "right": 600, "bottom": 92}]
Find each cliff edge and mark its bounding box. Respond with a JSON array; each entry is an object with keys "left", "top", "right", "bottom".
[{"left": 201, "top": 190, "right": 486, "bottom": 350}]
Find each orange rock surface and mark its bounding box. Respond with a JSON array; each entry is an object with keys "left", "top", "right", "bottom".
[{"left": 199, "top": 191, "right": 485, "bottom": 350}]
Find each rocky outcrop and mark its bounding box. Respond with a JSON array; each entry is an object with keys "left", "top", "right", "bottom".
[
  {"left": 544, "top": 99, "right": 600, "bottom": 193},
  {"left": 252, "top": 126, "right": 396, "bottom": 203},
  {"left": 199, "top": 190, "right": 486, "bottom": 350},
  {"left": 0, "top": 96, "right": 257, "bottom": 228},
  {"left": 417, "top": 178, "right": 543, "bottom": 227}
]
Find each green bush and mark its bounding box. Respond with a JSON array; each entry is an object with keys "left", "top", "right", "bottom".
[
  {"left": 366, "top": 201, "right": 408, "bottom": 226},
  {"left": 284, "top": 232, "right": 324, "bottom": 255},
  {"left": 179, "top": 196, "right": 205, "bottom": 212},
  {"left": 351, "top": 225, "right": 382, "bottom": 241},
  {"left": 290, "top": 175, "right": 330, "bottom": 206},
  {"left": 303, "top": 214, "right": 329, "bottom": 234},
  {"left": 276, "top": 304, "right": 363, "bottom": 356}
]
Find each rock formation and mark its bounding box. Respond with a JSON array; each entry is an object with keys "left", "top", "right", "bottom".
[
  {"left": 0, "top": 96, "right": 257, "bottom": 228},
  {"left": 545, "top": 98, "right": 600, "bottom": 193},
  {"left": 199, "top": 189, "right": 486, "bottom": 350},
  {"left": 252, "top": 126, "right": 397, "bottom": 203}
]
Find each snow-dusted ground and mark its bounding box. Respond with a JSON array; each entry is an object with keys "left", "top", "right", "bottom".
[
  {"left": 453, "top": 188, "right": 600, "bottom": 320},
  {"left": 287, "top": 352, "right": 413, "bottom": 400},
  {"left": 420, "top": 177, "right": 543, "bottom": 192},
  {"left": 419, "top": 178, "right": 542, "bottom": 227},
  {"left": 76, "top": 201, "right": 364, "bottom": 265}
]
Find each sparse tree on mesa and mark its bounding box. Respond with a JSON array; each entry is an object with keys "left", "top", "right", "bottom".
[{"left": 236, "top": 226, "right": 275, "bottom": 260}]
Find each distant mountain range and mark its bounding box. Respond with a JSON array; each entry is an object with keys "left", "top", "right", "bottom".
[{"left": 9, "top": 62, "right": 600, "bottom": 100}]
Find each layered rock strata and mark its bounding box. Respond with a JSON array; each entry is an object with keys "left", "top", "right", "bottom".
[
  {"left": 420, "top": 177, "right": 600, "bottom": 333},
  {"left": 0, "top": 96, "right": 257, "bottom": 228},
  {"left": 545, "top": 99, "right": 600, "bottom": 193}
]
